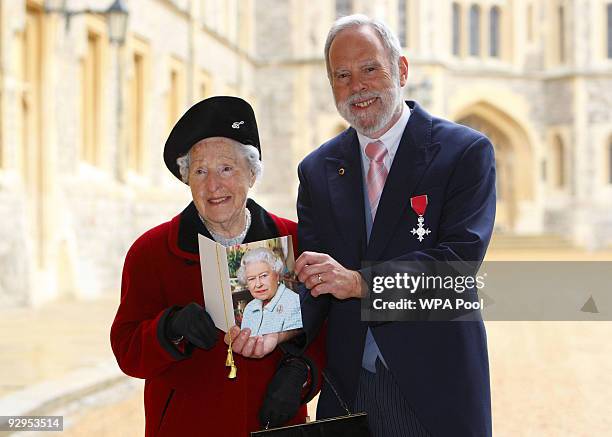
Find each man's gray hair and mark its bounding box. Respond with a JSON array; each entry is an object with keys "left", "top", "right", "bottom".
[
  {"left": 236, "top": 247, "right": 284, "bottom": 285},
  {"left": 176, "top": 137, "right": 263, "bottom": 185},
  {"left": 324, "top": 14, "right": 402, "bottom": 81}
]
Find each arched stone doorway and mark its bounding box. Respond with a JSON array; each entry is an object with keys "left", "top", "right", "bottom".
[{"left": 455, "top": 102, "right": 534, "bottom": 232}]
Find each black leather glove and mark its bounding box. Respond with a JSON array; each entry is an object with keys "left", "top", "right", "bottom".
[
  {"left": 259, "top": 357, "right": 309, "bottom": 427},
  {"left": 167, "top": 302, "right": 218, "bottom": 350}
]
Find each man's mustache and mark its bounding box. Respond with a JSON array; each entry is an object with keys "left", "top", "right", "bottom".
[{"left": 343, "top": 92, "right": 380, "bottom": 106}]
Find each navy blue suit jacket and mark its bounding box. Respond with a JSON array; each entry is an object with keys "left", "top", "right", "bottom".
[{"left": 296, "top": 101, "right": 495, "bottom": 436}]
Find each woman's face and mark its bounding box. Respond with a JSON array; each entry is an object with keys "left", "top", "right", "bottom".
[
  {"left": 245, "top": 261, "right": 280, "bottom": 301},
  {"left": 188, "top": 138, "right": 255, "bottom": 233}
]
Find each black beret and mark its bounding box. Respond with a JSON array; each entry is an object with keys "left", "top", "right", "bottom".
[{"left": 164, "top": 96, "right": 261, "bottom": 183}]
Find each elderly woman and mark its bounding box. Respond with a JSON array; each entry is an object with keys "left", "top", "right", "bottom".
[
  {"left": 238, "top": 247, "right": 302, "bottom": 336},
  {"left": 110, "top": 97, "right": 322, "bottom": 436}
]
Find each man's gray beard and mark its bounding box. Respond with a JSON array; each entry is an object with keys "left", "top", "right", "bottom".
[{"left": 336, "top": 84, "right": 403, "bottom": 137}]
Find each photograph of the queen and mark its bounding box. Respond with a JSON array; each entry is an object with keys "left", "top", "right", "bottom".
[{"left": 236, "top": 247, "right": 302, "bottom": 336}]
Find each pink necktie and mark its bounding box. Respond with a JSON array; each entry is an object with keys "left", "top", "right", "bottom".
[{"left": 365, "top": 140, "right": 388, "bottom": 219}]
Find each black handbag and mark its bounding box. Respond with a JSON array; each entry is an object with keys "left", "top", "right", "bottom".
[{"left": 251, "top": 372, "right": 371, "bottom": 437}]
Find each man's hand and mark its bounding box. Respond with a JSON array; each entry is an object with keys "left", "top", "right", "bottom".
[
  {"left": 224, "top": 327, "right": 300, "bottom": 358},
  {"left": 295, "top": 251, "right": 365, "bottom": 299}
]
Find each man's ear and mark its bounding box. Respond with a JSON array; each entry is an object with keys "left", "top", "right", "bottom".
[{"left": 399, "top": 56, "right": 409, "bottom": 87}]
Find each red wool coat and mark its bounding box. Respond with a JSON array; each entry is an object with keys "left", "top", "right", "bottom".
[{"left": 111, "top": 201, "right": 325, "bottom": 437}]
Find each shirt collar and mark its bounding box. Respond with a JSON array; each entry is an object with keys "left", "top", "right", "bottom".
[{"left": 356, "top": 101, "right": 410, "bottom": 153}]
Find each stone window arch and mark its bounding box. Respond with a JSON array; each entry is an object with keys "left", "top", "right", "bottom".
[
  {"left": 607, "top": 3, "right": 612, "bottom": 59},
  {"left": 558, "top": 4, "right": 566, "bottom": 63},
  {"left": 527, "top": 2, "right": 534, "bottom": 42},
  {"left": 452, "top": 2, "right": 461, "bottom": 56},
  {"left": 167, "top": 57, "right": 186, "bottom": 133},
  {"left": 607, "top": 136, "right": 612, "bottom": 184},
  {"left": 489, "top": 6, "right": 500, "bottom": 57},
  {"left": 126, "top": 38, "right": 150, "bottom": 176},
  {"left": 551, "top": 134, "right": 566, "bottom": 188},
  {"left": 81, "top": 29, "right": 103, "bottom": 166},
  {"left": 469, "top": 4, "right": 481, "bottom": 56},
  {"left": 398, "top": 0, "right": 408, "bottom": 47}
]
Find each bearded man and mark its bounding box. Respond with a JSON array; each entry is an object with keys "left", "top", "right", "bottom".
[
  {"left": 290, "top": 14, "right": 496, "bottom": 437},
  {"left": 228, "top": 13, "right": 496, "bottom": 437}
]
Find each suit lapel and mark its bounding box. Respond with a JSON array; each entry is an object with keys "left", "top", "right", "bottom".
[
  {"left": 365, "top": 102, "right": 441, "bottom": 261},
  {"left": 325, "top": 129, "right": 367, "bottom": 259}
]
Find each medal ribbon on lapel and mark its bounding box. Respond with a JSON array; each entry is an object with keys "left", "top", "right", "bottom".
[
  {"left": 410, "top": 195, "right": 431, "bottom": 242},
  {"left": 410, "top": 195, "right": 428, "bottom": 216}
]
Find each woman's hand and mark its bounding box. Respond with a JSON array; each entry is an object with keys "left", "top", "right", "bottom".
[
  {"left": 259, "top": 357, "right": 309, "bottom": 427},
  {"left": 224, "top": 326, "right": 279, "bottom": 358},
  {"left": 168, "top": 303, "right": 218, "bottom": 349},
  {"left": 224, "top": 327, "right": 301, "bottom": 358}
]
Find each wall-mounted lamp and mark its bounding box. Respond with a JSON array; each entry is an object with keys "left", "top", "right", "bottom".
[{"left": 44, "top": 0, "right": 129, "bottom": 45}]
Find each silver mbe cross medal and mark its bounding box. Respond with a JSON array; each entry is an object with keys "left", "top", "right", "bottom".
[{"left": 410, "top": 194, "right": 430, "bottom": 242}]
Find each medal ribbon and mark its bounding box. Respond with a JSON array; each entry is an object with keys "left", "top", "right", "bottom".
[{"left": 410, "top": 194, "right": 428, "bottom": 216}]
